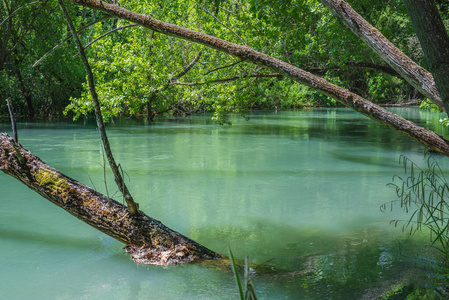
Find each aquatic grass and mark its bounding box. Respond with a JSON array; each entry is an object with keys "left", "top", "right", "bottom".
[
  {"left": 383, "top": 154, "right": 449, "bottom": 289},
  {"left": 228, "top": 247, "right": 258, "bottom": 300}
]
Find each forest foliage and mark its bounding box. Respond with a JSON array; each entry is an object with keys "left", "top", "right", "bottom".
[{"left": 1, "top": 0, "right": 448, "bottom": 121}]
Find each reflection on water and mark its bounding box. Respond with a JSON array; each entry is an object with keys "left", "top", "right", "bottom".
[{"left": 0, "top": 108, "right": 448, "bottom": 299}]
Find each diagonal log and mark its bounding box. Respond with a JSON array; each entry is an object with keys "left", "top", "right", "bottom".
[
  {"left": 402, "top": 0, "right": 449, "bottom": 113},
  {"left": 0, "top": 132, "right": 221, "bottom": 265},
  {"left": 318, "top": 0, "right": 444, "bottom": 111},
  {"left": 69, "top": 0, "right": 449, "bottom": 156}
]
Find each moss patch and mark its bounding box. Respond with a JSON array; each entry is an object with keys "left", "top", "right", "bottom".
[{"left": 35, "top": 169, "right": 70, "bottom": 198}]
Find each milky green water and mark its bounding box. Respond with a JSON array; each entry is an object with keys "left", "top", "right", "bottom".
[{"left": 1, "top": 108, "right": 448, "bottom": 299}]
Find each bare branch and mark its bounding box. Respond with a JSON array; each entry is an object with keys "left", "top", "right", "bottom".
[
  {"left": 7, "top": 0, "right": 50, "bottom": 56},
  {"left": 171, "top": 73, "right": 282, "bottom": 86},
  {"left": 219, "top": 6, "right": 237, "bottom": 16},
  {"left": 192, "top": 0, "right": 247, "bottom": 46},
  {"left": 33, "top": 15, "right": 112, "bottom": 67},
  {"left": 305, "top": 62, "right": 400, "bottom": 78},
  {"left": 281, "top": 27, "right": 303, "bottom": 36},
  {"left": 169, "top": 51, "right": 202, "bottom": 84},
  {"left": 73, "top": 23, "right": 138, "bottom": 57},
  {"left": 5, "top": 99, "right": 18, "bottom": 143},
  {"left": 0, "top": 0, "right": 43, "bottom": 27},
  {"left": 202, "top": 60, "right": 242, "bottom": 76}
]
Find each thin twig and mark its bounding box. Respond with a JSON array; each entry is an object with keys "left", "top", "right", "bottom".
[
  {"left": 192, "top": 0, "right": 247, "bottom": 46},
  {"left": 101, "top": 148, "right": 110, "bottom": 199},
  {"left": 5, "top": 99, "right": 18, "bottom": 143},
  {"left": 171, "top": 73, "right": 282, "bottom": 86},
  {"left": 219, "top": 6, "right": 237, "bottom": 16},
  {"left": 74, "top": 24, "right": 138, "bottom": 57},
  {"left": 33, "top": 15, "right": 112, "bottom": 67},
  {"left": 0, "top": 0, "right": 43, "bottom": 27},
  {"left": 58, "top": 0, "right": 139, "bottom": 215},
  {"left": 202, "top": 60, "right": 242, "bottom": 76},
  {"left": 169, "top": 51, "right": 202, "bottom": 84},
  {"left": 7, "top": 0, "right": 50, "bottom": 57},
  {"left": 88, "top": 174, "right": 98, "bottom": 191}
]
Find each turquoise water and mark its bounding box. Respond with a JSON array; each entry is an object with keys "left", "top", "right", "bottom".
[{"left": 0, "top": 108, "right": 448, "bottom": 299}]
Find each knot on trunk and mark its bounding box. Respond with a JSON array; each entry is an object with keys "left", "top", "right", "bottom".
[{"left": 124, "top": 244, "right": 197, "bottom": 265}]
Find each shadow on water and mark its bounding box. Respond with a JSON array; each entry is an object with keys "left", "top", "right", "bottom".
[
  {"left": 0, "top": 228, "right": 102, "bottom": 249},
  {"left": 329, "top": 152, "right": 400, "bottom": 168}
]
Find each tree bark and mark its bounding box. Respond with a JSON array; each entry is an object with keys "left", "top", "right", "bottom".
[
  {"left": 318, "top": 0, "right": 445, "bottom": 111},
  {"left": 0, "top": 132, "right": 221, "bottom": 265},
  {"left": 69, "top": 0, "right": 449, "bottom": 156},
  {"left": 403, "top": 0, "right": 449, "bottom": 113},
  {"left": 59, "top": 0, "right": 139, "bottom": 215}
]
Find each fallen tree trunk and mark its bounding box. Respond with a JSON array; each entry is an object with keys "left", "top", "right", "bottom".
[
  {"left": 0, "top": 132, "right": 221, "bottom": 265},
  {"left": 69, "top": 0, "right": 449, "bottom": 156}
]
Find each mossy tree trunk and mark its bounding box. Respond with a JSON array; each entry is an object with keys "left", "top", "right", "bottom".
[{"left": 0, "top": 132, "right": 221, "bottom": 265}]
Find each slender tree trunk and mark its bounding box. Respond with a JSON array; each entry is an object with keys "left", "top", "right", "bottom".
[
  {"left": 5, "top": 99, "right": 18, "bottom": 143},
  {"left": 14, "top": 61, "right": 35, "bottom": 120},
  {"left": 403, "top": 0, "right": 449, "bottom": 113},
  {"left": 146, "top": 92, "right": 156, "bottom": 121},
  {"left": 59, "top": 0, "right": 139, "bottom": 215},
  {"left": 69, "top": 0, "right": 449, "bottom": 156},
  {"left": 0, "top": 132, "right": 221, "bottom": 264},
  {"left": 318, "top": 0, "right": 445, "bottom": 111}
]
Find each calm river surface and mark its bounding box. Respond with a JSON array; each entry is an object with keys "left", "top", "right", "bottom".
[{"left": 1, "top": 108, "right": 449, "bottom": 299}]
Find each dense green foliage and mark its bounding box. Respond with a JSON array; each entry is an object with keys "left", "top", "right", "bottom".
[
  {"left": 1, "top": 0, "right": 448, "bottom": 121},
  {"left": 0, "top": 0, "right": 85, "bottom": 118}
]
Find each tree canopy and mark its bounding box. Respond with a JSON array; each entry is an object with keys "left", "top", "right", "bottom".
[{"left": 2, "top": 0, "right": 448, "bottom": 123}]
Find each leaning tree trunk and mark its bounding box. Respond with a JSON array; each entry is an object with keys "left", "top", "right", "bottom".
[
  {"left": 14, "top": 63, "right": 34, "bottom": 120},
  {"left": 69, "top": 0, "right": 449, "bottom": 156},
  {"left": 0, "top": 133, "right": 221, "bottom": 265},
  {"left": 403, "top": 0, "right": 449, "bottom": 113},
  {"left": 58, "top": 0, "right": 140, "bottom": 216},
  {"left": 319, "top": 0, "right": 445, "bottom": 111}
]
